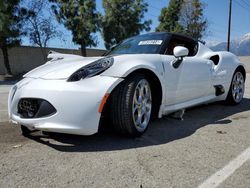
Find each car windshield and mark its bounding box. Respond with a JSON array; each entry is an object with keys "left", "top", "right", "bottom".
[{"left": 106, "top": 33, "right": 168, "bottom": 55}]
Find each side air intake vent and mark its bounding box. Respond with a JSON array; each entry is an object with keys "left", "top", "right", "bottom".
[
  {"left": 210, "top": 55, "right": 220, "bottom": 65},
  {"left": 214, "top": 85, "right": 225, "bottom": 96}
]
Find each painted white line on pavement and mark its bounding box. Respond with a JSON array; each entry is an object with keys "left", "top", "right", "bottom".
[{"left": 198, "top": 147, "right": 250, "bottom": 188}]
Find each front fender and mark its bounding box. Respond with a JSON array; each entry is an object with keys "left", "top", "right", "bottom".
[
  {"left": 102, "top": 54, "right": 164, "bottom": 79},
  {"left": 101, "top": 54, "right": 166, "bottom": 117}
]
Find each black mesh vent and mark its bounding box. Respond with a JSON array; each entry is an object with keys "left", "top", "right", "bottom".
[{"left": 18, "top": 98, "right": 56, "bottom": 118}]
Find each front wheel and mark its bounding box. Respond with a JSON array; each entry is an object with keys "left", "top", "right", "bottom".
[
  {"left": 225, "top": 70, "right": 245, "bottom": 105},
  {"left": 110, "top": 74, "right": 152, "bottom": 137}
]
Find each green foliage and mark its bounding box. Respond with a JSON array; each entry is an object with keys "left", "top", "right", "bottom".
[
  {"left": 50, "top": 0, "right": 100, "bottom": 56},
  {"left": 180, "top": 0, "right": 207, "bottom": 39},
  {"left": 156, "top": 0, "right": 184, "bottom": 34},
  {"left": 0, "top": 0, "right": 25, "bottom": 48},
  {"left": 0, "top": 0, "right": 29, "bottom": 74},
  {"left": 156, "top": 0, "right": 207, "bottom": 40},
  {"left": 102, "top": 0, "right": 151, "bottom": 49}
]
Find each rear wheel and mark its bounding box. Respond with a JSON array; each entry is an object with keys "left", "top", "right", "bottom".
[
  {"left": 110, "top": 74, "right": 152, "bottom": 137},
  {"left": 225, "top": 71, "right": 245, "bottom": 105}
]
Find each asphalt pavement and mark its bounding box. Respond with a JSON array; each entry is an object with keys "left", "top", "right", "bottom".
[{"left": 0, "top": 75, "right": 249, "bottom": 188}]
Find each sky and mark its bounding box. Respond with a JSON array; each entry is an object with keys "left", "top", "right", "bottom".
[{"left": 22, "top": 0, "right": 250, "bottom": 49}]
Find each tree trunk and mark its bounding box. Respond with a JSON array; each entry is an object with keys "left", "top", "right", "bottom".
[
  {"left": 81, "top": 43, "right": 87, "bottom": 57},
  {"left": 40, "top": 47, "right": 47, "bottom": 62},
  {"left": 1, "top": 46, "right": 12, "bottom": 75}
]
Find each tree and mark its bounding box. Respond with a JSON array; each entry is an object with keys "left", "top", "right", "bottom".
[
  {"left": 180, "top": 0, "right": 207, "bottom": 39},
  {"left": 49, "top": 0, "right": 99, "bottom": 56},
  {"left": 102, "top": 0, "right": 151, "bottom": 49},
  {"left": 25, "top": 0, "right": 62, "bottom": 60},
  {"left": 157, "top": 0, "right": 207, "bottom": 40},
  {"left": 156, "top": 0, "right": 184, "bottom": 34},
  {"left": 0, "top": 0, "right": 28, "bottom": 75}
]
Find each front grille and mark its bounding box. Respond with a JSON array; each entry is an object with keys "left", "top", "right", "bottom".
[{"left": 18, "top": 98, "right": 56, "bottom": 118}]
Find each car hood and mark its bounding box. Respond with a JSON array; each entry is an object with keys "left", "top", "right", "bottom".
[
  {"left": 24, "top": 54, "right": 101, "bottom": 79},
  {"left": 24, "top": 53, "right": 164, "bottom": 80}
]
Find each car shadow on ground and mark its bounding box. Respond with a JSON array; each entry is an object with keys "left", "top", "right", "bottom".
[{"left": 25, "top": 98, "right": 250, "bottom": 152}]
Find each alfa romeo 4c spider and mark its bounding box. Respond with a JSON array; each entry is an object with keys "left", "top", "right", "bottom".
[{"left": 8, "top": 32, "right": 246, "bottom": 137}]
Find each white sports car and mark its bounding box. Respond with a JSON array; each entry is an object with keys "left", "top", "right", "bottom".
[{"left": 8, "top": 32, "right": 246, "bottom": 137}]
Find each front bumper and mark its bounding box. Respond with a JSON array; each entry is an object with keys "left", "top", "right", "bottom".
[{"left": 8, "top": 76, "right": 122, "bottom": 135}]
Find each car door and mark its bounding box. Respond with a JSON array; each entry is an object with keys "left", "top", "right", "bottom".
[
  {"left": 161, "top": 37, "right": 212, "bottom": 106},
  {"left": 162, "top": 56, "right": 212, "bottom": 106}
]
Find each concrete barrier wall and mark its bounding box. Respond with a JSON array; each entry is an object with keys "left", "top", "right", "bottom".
[
  {"left": 0, "top": 46, "right": 106, "bottom": 75},
  {"left": 1, "top": 46, "right": 249, "bottom": 75},
  {"left": 239, "top": 57, "right": 250, "bottom": 73}
]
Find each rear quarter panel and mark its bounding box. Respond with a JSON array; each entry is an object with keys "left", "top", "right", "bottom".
[{"left": 199, "top": 46, "right": 245, "bottom": 100}]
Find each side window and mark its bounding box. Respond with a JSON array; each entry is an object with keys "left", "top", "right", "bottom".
[{"left": 165, "top": 38, "right": 198, "bottom": 56}]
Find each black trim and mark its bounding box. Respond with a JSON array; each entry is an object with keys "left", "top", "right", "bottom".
[
  {"left": 210, "top": 55, "right": 220, "bottom": 65},
  {"left": 18, "top": 98, "right": 56, "bottom": 118},
  {"left": 214, "top": 85, "right": 225, "bottom": 96}
]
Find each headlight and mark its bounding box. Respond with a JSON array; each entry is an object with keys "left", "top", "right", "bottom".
[{"left": 68, "top": 57, "right": 114, "bottom": 82}]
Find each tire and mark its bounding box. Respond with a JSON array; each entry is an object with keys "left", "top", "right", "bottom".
[
  {"left": 110, "top": 74, "right": 152, "bottom": 137},
  {"left": 225, "top": 70, "right": 245, "bottom": 105},
  {"left": 21, "top": 125, "right": 32, "bottom": 137}
]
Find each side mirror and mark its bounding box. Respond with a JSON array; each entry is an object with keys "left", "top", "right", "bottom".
[
  {"left": 173, "top": 46, "right": 189, "bottom": 58},
  {"left": 172, "top": 46, "right": 189, "bottom": 69}
]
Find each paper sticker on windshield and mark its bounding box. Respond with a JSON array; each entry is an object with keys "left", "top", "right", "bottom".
[{"left": 138, "top": 40, "right": 163, "bottom": 45}]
